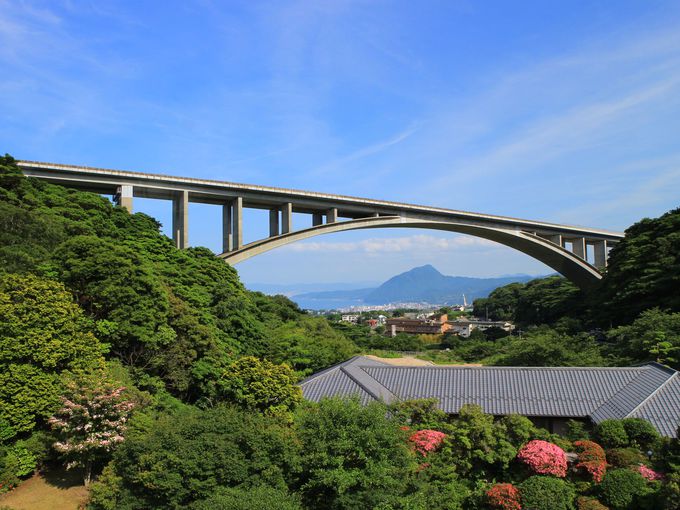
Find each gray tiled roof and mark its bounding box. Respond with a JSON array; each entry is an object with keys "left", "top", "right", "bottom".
[{"left": 300, "top": 357, "right": 680, "bottom": 437}]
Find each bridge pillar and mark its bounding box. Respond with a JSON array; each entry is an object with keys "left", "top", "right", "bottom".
[
  {"left": 327, "top": 207, "right": 338, "bottom": 223},
  {"left": 569, "top": 237, "right": 586, "bottom": 260},
  {"left": 312, "top": 213, "right": 323, "bottom": 226},
  {"left": 593, "top": 240, "right": 607, "bottom": 268},
  {"left": 233, "top": 197, "right": 243, "bottom": 249},
  {"left": 222, "top": 203, "right": 232, "bottom": 252},
  {"left": 282, "top": 203, "right": 293, "bottom": 234},
  {"left": 172, "top": 190, "right": 189, "bottom": 249},
  {"left": 115, "top": 185, "right": 134, "bottom": 213},
  {"left": 269, "top": 208, "right": 280, "bottom": 237}
]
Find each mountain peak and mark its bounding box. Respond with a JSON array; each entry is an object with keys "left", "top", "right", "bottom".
[{"left": 405, "top": 264, "right": 441, "bottom": 276}]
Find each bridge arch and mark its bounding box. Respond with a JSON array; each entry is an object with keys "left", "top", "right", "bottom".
[{"left": 218, "top": 215, "right": 603, "bottom": 289}]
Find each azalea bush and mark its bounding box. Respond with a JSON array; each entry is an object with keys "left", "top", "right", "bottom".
[
  {"left": 638, "top": 464, "right": 663, "bottom": 481},
  {"left": 517, "top": 440, "right": 568, "bottom": 477},
  {"left": 409, "top": 429, "right": 447, "bottom": 456},
  {"left": 486, "top": 483, "right": 522, "bottom": 510},
  {"left": 574, "top": 440, "right": 607, "bottom": 483}
]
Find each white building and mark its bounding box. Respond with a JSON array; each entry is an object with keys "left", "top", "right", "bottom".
[
  {"left": 448, "top": 316, "right": 514, "bottom": 338},
  {"left": 340, "top": 314, "right": 360, "bottom": 324}
]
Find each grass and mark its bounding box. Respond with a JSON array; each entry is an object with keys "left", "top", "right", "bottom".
[{"left": 0, "top": 468, "right": 88, "bottom": 510}]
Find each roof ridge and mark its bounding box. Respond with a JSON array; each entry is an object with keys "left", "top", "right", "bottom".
[
  {"left": 341, "top": 365, "right": 396, "bottom": 404},
  {"left": 360, "top": 364, "right": 656, "bottom": 372},
  {"left": 300, "top": 355, "right": 379, "bottom": 384},
  {"left": 626, "top": 372, "right": 678, "bottom": 418}
]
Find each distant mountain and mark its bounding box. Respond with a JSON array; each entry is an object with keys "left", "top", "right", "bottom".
[
  {"left": 364, "top": 265, "right": 534, "bottom": 304},
  {"left": 290, "top": 265, "right": 537, "bottom": 309}
]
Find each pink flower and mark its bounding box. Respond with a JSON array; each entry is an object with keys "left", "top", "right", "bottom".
[
  {"left": 408, "top": 429, "right": 447, "bottom": 456},
  {"left": 517, "top": 440, "right": 568, "bottom": 477},
  {"left": 638, "top": 464, "right": 664, "bottom": 481}
]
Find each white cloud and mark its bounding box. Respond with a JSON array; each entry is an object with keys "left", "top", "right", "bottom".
[{"left": 282, "top": 234, "right": 499, "bottom": 254}]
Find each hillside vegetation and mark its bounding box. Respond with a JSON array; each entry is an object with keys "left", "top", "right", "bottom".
[{"left": 1, "top": 153, "right": 680, "bottom": 509}]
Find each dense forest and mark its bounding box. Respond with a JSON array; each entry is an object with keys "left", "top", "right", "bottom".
[{"left": 1, "top": 153, "right": 680, "bottom": 509}]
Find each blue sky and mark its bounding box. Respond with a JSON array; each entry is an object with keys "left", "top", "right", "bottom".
[{"left": 2, "top": 1, "right": 680, "bottom": 286}]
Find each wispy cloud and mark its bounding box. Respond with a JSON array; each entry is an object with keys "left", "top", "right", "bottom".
[{"left": 282, "top": 234, "right": 499, "bottom": 254}]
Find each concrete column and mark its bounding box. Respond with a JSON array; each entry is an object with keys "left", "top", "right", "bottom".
[
  {"left": 222, "top": 203, "right": 232, "bottom": 253},
  {"left": 232, "top": 197, "right": 243, "bottom": 250},
  {"left": 571, "top": 237, "right": 586, "bottom": 259},
  {"left": 312, "top": 213, "right": 323, "bottom": 226},
  {"left": 593, "top": 240, "right": 607, "bottom": 268},
  {"left": 269, "top": 208, "right": 280, "bottom": 237},
  {"left": 282, "top": 202, "right": 293, "bottom": 234},
  {"left": 371, "top": 212, "right": 380, "bottom": 217},
  {"left": 327, "top": 207, "right": 338, "bottom": 223},
  {"left": 115, "top": 185, "right": 133, "bottom": 213},
  {"left": 172, "top": 190, "right": 189, "bottom": 249},
  {"left": 547, "top": 234, "right": 562, "bottom": 247}
]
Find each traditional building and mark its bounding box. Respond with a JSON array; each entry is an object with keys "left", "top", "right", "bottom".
[
  {"left": 448, "top": 316, "right": 514, "bottom": 338},
  {"left": 300, "top": 356, "right": 680, "bottom": 437}
]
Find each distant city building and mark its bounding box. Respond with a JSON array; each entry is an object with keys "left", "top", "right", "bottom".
[
  {"left": 448, "top": 316, "right": 514, "bottom": 338},
  {"left": 340, "top": 314, "right": 360, "bottom": 323},
  {"left": 386, "top": 313, "right": 451, "bottom": 336}
]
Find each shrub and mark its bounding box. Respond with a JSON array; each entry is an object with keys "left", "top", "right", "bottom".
[
  {"left": 519, "top": 475, "right": 576, "bottom": 510},
  {"left": 574, "top": 440, "right": 607, "bottom": 483},
  {"left": 567, "top": 420, "right": 591, "bottom": 441},
  {"left": 517, "top": 440, "right": 568, "bottom": 477},
  {"left": 594, "top": 420, "right": 628, "bottom": 449},
  {"left": 599, "top": 468, "right": 650, "bottom": 510},
  {"left": 621, "top": 419, "right": 660, "bottom": 449},
  {"left": 188, "top": 485, "right": 303, "bottom": 510},
  {"left": 409, "top": 429, "right": 447, "bottom": 456},
  {"left": 576, "top": 497, "right": 609, "bottom": 510},
  {"left": 606, "top": 448, "right": 646, "bottom": 468},
  {"left": 486, "top": 483, "right": 521, "bottom": 510}
]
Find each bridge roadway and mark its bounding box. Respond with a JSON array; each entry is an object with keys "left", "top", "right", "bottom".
[{"left": 18, "top": 160, "right": 624, "bottom": 289}]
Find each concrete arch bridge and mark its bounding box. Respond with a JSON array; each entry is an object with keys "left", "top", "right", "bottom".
[{"left": 18, "top": 161, "right": 624, "bottom": 289}]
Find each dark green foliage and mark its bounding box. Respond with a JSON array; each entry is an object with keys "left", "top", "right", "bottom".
[
  {"left": 495, "top": 329, "right": 605, "bottom": 367},
  {"left": 369, "top": 332, "right": 426, "bottom": 351},
  {"left": 606, "top": 309, "right": 680, "bottom": 368},
  {"left": 437, "top": 404, "right": 517, "bottom": 478},
  {"left": 388, "top": 398, "right": 448, "bottom": 429},
  {"left": 270, "top": 317, "right": 358, "bottom": 376},
  {"left": 599, "top": 468, "right": 651, "bottom": 509},
  {"left": 474, "top": 276, "right": 583, "bottom": 326},
  {"left": 519, "top": 476, "right": 576, "bottom": 510},
  {"left": 594, "top": 420, "right": 629, "bottom": 449},
  {"left": 90, "top": 405, "right": 301, "bottom": 509},
  {"left": 597, "top": 207, "right": 680, "bottom": 325},
  {"left": 188, "top": 486, "right": 303, "bottom": 510},
  {"left": 293, "top": 397, "right": 416, "bottom": 509},
  {"left": 606, "top": 448, "right": 646, "bottom": 468},
  {"left": 621, "top": 418, "right": 661, "bottom": 449}
]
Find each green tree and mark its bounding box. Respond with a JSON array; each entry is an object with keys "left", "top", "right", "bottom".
[
  {"left": 294, "top": 397, "right": 416, "bottom": 509},
  {"left": 607, "top": 309, "right": 680, "bottom": 368},
  {"left": 217, "top": 356, "right": 302, "bottom": 418},
  {"left": 90, "top": 405, "right": 300, "bottom": 509},
  {"left": 597, "top": 207, "right": 680, "bottom": 325},
  {"left": 0, "top": 273, "right": 106, "bottom": 432}
]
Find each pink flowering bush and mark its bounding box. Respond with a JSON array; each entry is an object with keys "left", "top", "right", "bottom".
[
  {"left": 49, "top": 373, "right": 135, "bottom": 485},
  {"left": 408, "top": 429, "right": 447, "bottom": 456},
  {"left": 638, "top": 464, "right": 664, "bottom": 481},
  {"left": 486, "top": 483, "right": 522, "bottom": 510},
  {"left": 516, "top": 440, "right": 568, "bottom": 477}
]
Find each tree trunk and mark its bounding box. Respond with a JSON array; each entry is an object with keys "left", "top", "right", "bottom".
[{"left": 84, "top": 460, "right": 92, "bottom": 486}]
